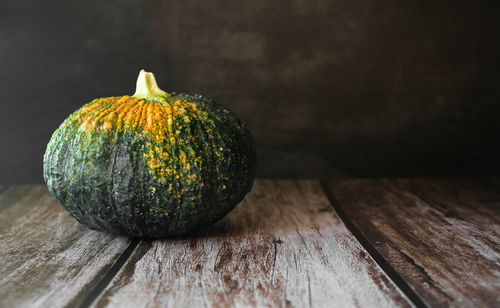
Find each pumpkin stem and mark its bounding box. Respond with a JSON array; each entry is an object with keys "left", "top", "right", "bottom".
[{"left": 132, "top": 69, "right": 168, "bottom": 100}]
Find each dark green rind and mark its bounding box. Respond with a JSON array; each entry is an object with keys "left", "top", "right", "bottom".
[{"left": 43, "top": 94, "right": 256, "bottom": 238}]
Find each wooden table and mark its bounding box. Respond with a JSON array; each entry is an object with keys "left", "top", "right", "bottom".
[{"left": 0, "top": 179, "right": 498, "bottom": 307}]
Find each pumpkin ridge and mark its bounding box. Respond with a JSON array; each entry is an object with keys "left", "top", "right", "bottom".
[
  {"left": 172, "top": 99, "right": 200, "bottom": 228},
  {"left": 107, "top": 131, "right": 120, "bottom": 232},
  {"left": 122, "top": 99, "right": 143, "bottom": 132},
  {"left": 199, "top": 97, "right": 225, "bottom": 222},
  {"left": 76, "top": 98, "right": 120, "bottom": 133},
  {"left": 66, "top": 127, "right": 92, "bottom": 228},
  {"left": 136, "top": 100, "right": 149, "bottom": 130},
  {"left": 200, "top": 102, "right": 220, "bottom": 222},
  {"left": 44, "top": 121, "right": 70, "bottom": 202},
  {"left": 167, "top": 100, "right": 184, "bottom": 230},
  {"left": 132, "top": 100, "right": 146, "bottom": 132},
  {"left": 182, "top": 98, "right": 217, "bottom": 227},
  {"left": 179, "top": 104, "right": 207, "bottom": 221},
  {"left": 200, "top": 99, "right": 230, "bottom": 204},
  {"left": 143, "top": 102, "right": 169, "bottom": 179},
  {"left": 91, "top": 97, "right": 127, "bottom": 125}
]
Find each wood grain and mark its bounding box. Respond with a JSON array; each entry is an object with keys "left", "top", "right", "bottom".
[
  {"left": 0, "top": 185, "right": 132, "bottom": 307},
  {"left": 326, "top": 178, "right": 500, "bottom": 307},
  {"left": 91, "top": 180, "right": 412, "bottom": 308}
]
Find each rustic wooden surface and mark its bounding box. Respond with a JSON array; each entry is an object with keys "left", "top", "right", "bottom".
[
  {"left": 1, "top": 179, "right": 499, "bottom": 307},
  {"left": 90, "top": 180, "right": 411, "bottom": 308},
  {"left": 325, "top": 178, "right": 500, "bottom": 307},
  {"left": 0, "top": 186, "right": 132, "bottom": 308}
]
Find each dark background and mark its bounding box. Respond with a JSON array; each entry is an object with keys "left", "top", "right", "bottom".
[{"left": 1, "top": 0, "right": 500, "bottom": 183}]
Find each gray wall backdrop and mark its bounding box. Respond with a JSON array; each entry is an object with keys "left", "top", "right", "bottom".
[{"left": 1, "top": 0, "right": 500, "bottom": 183}]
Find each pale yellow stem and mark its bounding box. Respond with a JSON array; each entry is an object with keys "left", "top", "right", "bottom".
[{"left": 132, "top": 69, "right": 168, "bottom": 100}]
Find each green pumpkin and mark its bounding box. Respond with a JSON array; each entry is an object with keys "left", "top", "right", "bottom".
[{"left": 43, "top": 70, "right": 256, "bottom": 237}]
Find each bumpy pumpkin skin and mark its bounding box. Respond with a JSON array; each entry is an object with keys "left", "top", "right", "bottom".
[{"left": 43, "top": 94, "right": 256, "bottom": 237}]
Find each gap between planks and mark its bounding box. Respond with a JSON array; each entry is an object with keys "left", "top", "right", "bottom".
[
  {"left": 320, "top": 181, "right": 427, "bottom": 308},
  {"left": 324, "top": 178, "right": 500, "bottom": 307},
  {"left": 76, "top": 239, "right": 140, "bottom": 308},
  {"left": 0, "top": 186, "right": 132, "bottom": 308}
]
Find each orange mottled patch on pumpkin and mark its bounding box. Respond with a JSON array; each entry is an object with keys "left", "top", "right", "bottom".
[{"left": 70, "top": 96, "right": 200, "bottom": 182}]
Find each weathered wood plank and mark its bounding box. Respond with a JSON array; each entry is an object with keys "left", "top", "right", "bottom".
[
  {"left": 0, "top": 185, "right": 132, "bottom": 307},
  {"left": 326, "top": 178, "right": 500, "bottom": 307},
  {"left": 91, "top": 180, "right": 412, "bottom": 308}
]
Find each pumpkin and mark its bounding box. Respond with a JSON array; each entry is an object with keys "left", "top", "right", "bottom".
[{"left": 43, "top": 70, "right": 256, "bottom": 237}]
